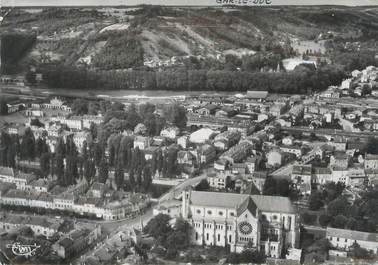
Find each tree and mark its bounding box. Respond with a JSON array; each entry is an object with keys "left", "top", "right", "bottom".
[
  {"left": 309, "top": 192, "right": 324, "bottom": 211},
  {"left": 225, "top": 175, "right": 235, "bottom": 191},
  {"left": 195, "top": 179, "right": 210, "bottom": 191},
  {"left": 327, "top": 197, "right": 349, "bottom": 216},
  {"left": 125, "top": 103, "right": 142, "bottom": 130},
  {"left": 83, "top": 159, "right": 96, "bottom": 185},
  {"left": 115, "top": 166, "right": 124, "bottom": 190},
  {"left": 0, "top": 97, "right": 8, "bottom": 115},
  {"left": 0, "top": 132, "right": 11, "bottom": 166},
  {"left": 302, "top": 212, "right": 317, "bottom": 225},
  {"left": 98, "top": 158, "right": 109, "bottom": 184},
  {"left": 323, "top": 182, "right": 345, "bottom": 202},
  {"left": 165, "top": 218, "right": 191, "bottom": 258},
  {"left": 331, "top": 215, "right": 348, "bottom": 229},
  {"left": 93, "top": 143, "right": 104, "bottom": 166},
  {"left": 88, "top": 102, "right": 99, "bottom": 115},
  {"left": 111, "top": 101, "right": 125, "bottom": 111},
  {"left": 21, "top": 128, "right": 35, "bottom": 161},
  {"left": 89, "top": 123, "right": 97, "bottom": 140},
  {"left": 136, "top": 167, "right": 142, "bottom": 191},
  {"left": 40, "top": 152, "right": 51, "bottom": 177},
  {"left": 25, "top": 71, "right": 37, "bottom": 85},
  {"left": 163, "top": 104, "right": 187, "bottom": 129},
  {"left": 129, "top": 170, "right": 136, "bottom": 191},
  {"left": 350, "top": 243, "right": 373, "bottom": 259},
  {"left": 239, "top": 249, "right": 265, "bottom": 264},
  {"left": 263, "top": 177, "right": 292, "bottom": 197},
  {"left": 165, "top": 147, "right": 178, "bottom": 178},
  {"left": 364, "top": 137, "right": 378, "bottom": 155},
  {"left": 144, "top": 214, "right": 173, "bottom": 246},
  {"left": 109, "top": 145, "right": 115, "bottom": 167},
  {"left": 226, "top": 249, "right": 265, "bottom": 264},
  {"left": 81, "top": 141, "right": 88, "bottom": 161},
  {"left": 64, "top": 155, "right": 78, "bottom": 186},
  {"left": 227, "top": 253, "right": 241, "bottom": 264},
  {"left": 55, "top": 137, "right": 66, "bottom": 156},
  {"left": 35, "top": 137, "right": 45, "bottom": 158},
  {"left": 30, "top": 118, "right": 44, "bottom": 127},
  {"left": 6, "top": 145, "right": 16, "bottom": 168},
  {"left": 65, "top": 137, "right": 78, "bottom": 157},
  {"left": 306, "top": 238, "right": 331, "bottom": 263},
  {"left": 55, "top": 155, "right": 65, "bottom": 185},
  {"left": 319, "top": 214, "right": 332, "bottom": 227},
  {"left": 142, "top": 165, "right": 152, "bottom": 192},
  {"left": 346, "top": 217, "right": 357, "bottom": 230},
  {"left": 139, "top": 103, "right": 155, "bottom": 120},
  {"left": 71, "top": 99, "right": 88, "bottom": 115}
]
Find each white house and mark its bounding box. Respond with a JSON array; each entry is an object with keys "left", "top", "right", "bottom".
[
  {"left": 160, "top": 127, "right": 180, "bottom": 139},
  {"left": 189, "top": 128, "right": 216, "bottom": 144},
  {"left": 133, "top": 136, "right": 151, "bottom": 150},
  {"left": 266, "top": 149, "right": 283, "bottom": 167},
  {"left": 327, "top": 227, "right": 378, "bottom": 254}
]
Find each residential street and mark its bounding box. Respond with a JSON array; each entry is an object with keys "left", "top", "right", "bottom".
[
  {"left": 74, "top": 207, "right": 154, "bottom": 264},
  {"left": 158, "top": 173, "right": 208, "bottom": 203}
]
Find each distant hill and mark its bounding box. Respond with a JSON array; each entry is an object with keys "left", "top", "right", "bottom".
[
  {"left": 0, "top": 6, "right": 376, "bottom": 71},
  {"left": 0, "top": 6, "right": 377, "bottom": 92}
]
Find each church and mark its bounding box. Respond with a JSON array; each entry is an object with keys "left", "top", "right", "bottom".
[{"left": 181, "top": 190, "right": 300, "bottom": 258}]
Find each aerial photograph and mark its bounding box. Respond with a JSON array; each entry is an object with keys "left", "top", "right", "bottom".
[{"left": 0, "top": 0, "right": 377, "bottom": 264}]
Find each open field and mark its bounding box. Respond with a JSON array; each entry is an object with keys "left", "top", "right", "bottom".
[{"left": 0, "top": 112, "right": 28, "bottom": 128}]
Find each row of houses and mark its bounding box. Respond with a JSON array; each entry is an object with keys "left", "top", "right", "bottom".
[
  {"left": 326, "top": 227, "right": 378, "bottom": 255},
  {"left": 30, "top": 97, "right": 72, "bottom": 112},
  {"left": 290, "top": 158, "right": 378, "bottom": 195},
  {"left": 0, "top": 186, "right": 150, "bottom": 221},
  {"left": 0, "top": 214, "right": 63, "bottom": 238},
  {"left": 0, "top": 167, "right": 151, "bottom": 221},
  {"left": 51, "top": 115, "right": 103, "bottom": 131}
]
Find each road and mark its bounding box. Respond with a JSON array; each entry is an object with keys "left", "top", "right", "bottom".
[
  {"left": 271, "top": 161, "right": 297, "bottom": 177},
  {"left": 0, "top": 207, "right": 153, "bottom": 233},
  {"left": 281, "top": 126, "right": 378, "bottom": 139},
  {"left": 81, "top": 207, "right": 154, "bottom": 232},
  {"left": 158, "top": 173, "right": 208, "bottom": 203},
  {"left": 338, "top": 118, "right": 359, "bottom": 133}
]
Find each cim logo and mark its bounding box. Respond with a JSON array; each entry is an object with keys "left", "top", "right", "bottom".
[
  {"left": 6, "top": 242, "right": 40, "bottom": 258},
  {"left": 216, "top": 0, "right": 272, "bottom": 5}
]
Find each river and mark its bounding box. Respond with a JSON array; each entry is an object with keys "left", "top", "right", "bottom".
[
  {"left": 1, "top": 84, "right": 246, "bottom": 101},
  {"left": 35, "top": 87, "right": 241, "bottom": 98}
]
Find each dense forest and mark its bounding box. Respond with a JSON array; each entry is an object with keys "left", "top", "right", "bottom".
[
  {"left": 39, "top": 64, "right": 345, "bottom": 93},
  {"left": 92, "top": 31, "right": 144, "bottom": 70},
  {"left": 0, "top": 33, "right": 36, "bottom": 74}
]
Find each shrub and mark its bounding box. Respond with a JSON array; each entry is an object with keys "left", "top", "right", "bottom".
[
  {"left": 319, "top": 214, "right": 332, "bottom": 227},
  {"left": 302, "top": 212, "right": 318, "bottom": 225}
]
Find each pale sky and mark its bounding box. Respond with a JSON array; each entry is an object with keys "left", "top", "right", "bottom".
[{"left": 1, "top": 0, "right": 378, "bottom": 6}]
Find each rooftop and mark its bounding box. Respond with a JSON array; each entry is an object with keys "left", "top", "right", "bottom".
[
  {"left": 0, "top": 166, "right": 14, "bottom": 177},
  {"left": 292, "top": 165, "right": 312, "bottom": 175},
  {"left": 365, "top": 154, "right": 378, "bottom": 160},
  {"left": 327, "top": 227, "right": 378, "bottom": 242},
  {"left": 189, "top": 191, "right": 295, "bottom": 214},
  {"left": 246, "top": 91, "right": 269, "bottom": 99}
]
